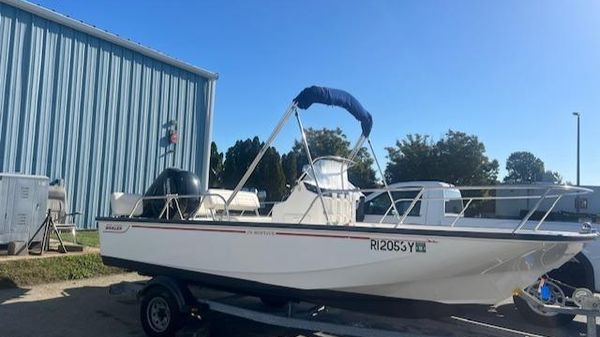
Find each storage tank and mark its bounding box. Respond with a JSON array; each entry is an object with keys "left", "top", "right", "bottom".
[{"left": 0, "top": 173, "right": 49, "bottom": 244}]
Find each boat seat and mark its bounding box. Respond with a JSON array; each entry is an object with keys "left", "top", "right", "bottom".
[
  {"left": 201, "top": 189, "right": 260, "bottom": 212},
  {"left": 48, "top": 182, "right": 82, "bottom": 238},
  {"left": 111, "top": 192, "right": 143, "bottom": 216},
  {"left": 111, "top": 189, "right": 259, "bottom": 218}
]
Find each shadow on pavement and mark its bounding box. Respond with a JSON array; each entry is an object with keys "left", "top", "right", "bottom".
[
  {"left": 457, "top": 302, "right": 593, "bottom": 337},
  {"left": 0, "top": 284, "right": 317, "bottom": 337},
  {"left": 0, "top": 279, "right": 27, "bottom": 304},
  {"left": 0, "top": 282, "right": 594, "bottom": 337}
]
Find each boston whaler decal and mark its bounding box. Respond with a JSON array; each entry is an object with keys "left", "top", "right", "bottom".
[
  {"left": 103, "top": 223, "right": 130, "bottom": 233},
  {"left": 370, "top": 239, "right": 426, "bottom": 253}
]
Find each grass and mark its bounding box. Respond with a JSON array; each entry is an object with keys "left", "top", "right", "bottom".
[
  {"left": 0, "top": 253, "right": 123, "bottom": 289},
  {"left": 0, "top": 230, "right": 121, "bottom": 289},
  {"left": 51, "top": 229, "right": 100, "bottom": 248}
]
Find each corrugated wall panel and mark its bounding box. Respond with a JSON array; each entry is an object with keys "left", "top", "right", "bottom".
[{"left": 0, "top": 2, "right": 213, "bottom": 228}]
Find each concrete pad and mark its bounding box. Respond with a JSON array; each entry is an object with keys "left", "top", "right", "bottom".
[{"left": 7, "top": 241, "right": 28, "bottom": 256}]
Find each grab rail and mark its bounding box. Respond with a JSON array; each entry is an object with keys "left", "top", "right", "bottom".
[
  {"left": 292, "top": 184, "right": 592, "bottom": 232},
  {"left": 122, "top": 184, "right": 592, "bottom": 233}
]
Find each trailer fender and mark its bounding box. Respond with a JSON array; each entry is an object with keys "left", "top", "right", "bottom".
[
  {"left": 138, "top": 276, "right": 193, "bottom": 312},
  {"left": 575, "top": 252, "right": 596, "bottom": 292}
]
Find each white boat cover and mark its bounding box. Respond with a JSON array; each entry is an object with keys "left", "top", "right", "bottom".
[
  {"left": 111, "top": 192, "right": 143, "bottom": 216},
  {"left": 202, "top": 189, "right": 260, "bottom": 212},
  {"left": 302, "top": 158, "right": 360, "bottom": 194},
  {"left": 272, "top": 158, "right": 363, "bottom": 225}
]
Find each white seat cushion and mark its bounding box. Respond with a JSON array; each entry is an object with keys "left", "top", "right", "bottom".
[
  {"left": 111, "top": 192, "right": 143, "bottom": 216},
  {"left": 202, "top": 189, "right": 260, "bottom": 212}
]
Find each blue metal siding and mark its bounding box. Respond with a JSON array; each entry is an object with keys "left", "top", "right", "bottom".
[{"left": 0, "top": 2, "right": 212, "bottom": 228}]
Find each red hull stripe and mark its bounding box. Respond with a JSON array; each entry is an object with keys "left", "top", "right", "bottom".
[
  {"left": 129, "top": 224, "right": 437, "bottom": 242},
  {"left": 275, "top": 231, "right": 370, "bottom": 240},
  {"left": 132, "top": 224, "right": 246, "bottom": 234}
]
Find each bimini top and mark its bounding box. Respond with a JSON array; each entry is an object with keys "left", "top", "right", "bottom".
[{"left": 293, "top": 86, "right": 373, "bottom": 137}]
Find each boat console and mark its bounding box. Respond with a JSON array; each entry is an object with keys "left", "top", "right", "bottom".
[{"left": 272, "top": 157, "right": 362, "bottom": 225}]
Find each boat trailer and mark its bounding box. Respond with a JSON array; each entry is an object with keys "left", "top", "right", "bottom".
[
  {"left": 110, "top": 276, "right": 598, "bottom": 337},
  {"left": 109, "top": 278, "right": 428, "bottom": 337},
  {"left": 514, "top": 286, "right": 600, "bottom": 337},
  {"left": 110, "top": 277, "right": 517, "bottom": 337}
]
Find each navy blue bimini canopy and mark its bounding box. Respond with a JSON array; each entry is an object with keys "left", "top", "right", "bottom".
[{"left": 293, "top": 86, "right": 373, "bottom": 137}]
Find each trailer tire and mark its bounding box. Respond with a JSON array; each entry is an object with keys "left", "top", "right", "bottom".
[{"left": 140, "top": 286, "right": 184, "bottom": 337}]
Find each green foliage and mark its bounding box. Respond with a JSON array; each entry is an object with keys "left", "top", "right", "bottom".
[
  {"left": 504, "top": 151, "right": 561, "bottom": 184},
  {"left": 223, "top": 137, "right": 261, "bottom": 189},
  {"left": 0, "top": 253, "right": 122, "bottom": 288},
  {"left": 385, "top": 130, "right": 499, "bottom": 185},
  {"left": 222, "top": 137, "right": 286, "bottom": 201},
  {"left": 504, "top": 151, "right": 544, "bottom": 183},
  {"left": 214, "top": 129, "right": 563, "bottom": 195},
  {"left": 51, "top": 230, "right": 99, "bottom": 247},
  {"left": 281, "top": 152, "right": 298, "bottom": 187},
  {"left": 285, "top": 128, "right": 378, "bottom": 188},
  {"left": 542, "top": 170, "right": 563, "bottom": 184},
  {"left": 385, "top": 134, "right": 436, "bottom": 183},
  {"left": 209, "top": 141, "right": 224, "bottom": 188}
]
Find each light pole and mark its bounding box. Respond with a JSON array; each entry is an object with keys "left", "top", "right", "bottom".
[
  {"left": 573, "top": 112, "right": 581, "bottom": 214},
  {"left": 573, "top": 112, "right": 581, "bottom": 186}
]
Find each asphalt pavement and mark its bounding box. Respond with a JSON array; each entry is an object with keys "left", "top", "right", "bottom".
[{"left": 0, "top": 273, "right": 596, "bottom": 337}]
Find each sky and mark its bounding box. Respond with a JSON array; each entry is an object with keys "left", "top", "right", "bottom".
[{"left": 35, "top": 0, "right": 600, "bottom": 185}]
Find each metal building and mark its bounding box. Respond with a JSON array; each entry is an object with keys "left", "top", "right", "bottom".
[{"left": 0, "top": 0, "right": 217, "bottom": 228}]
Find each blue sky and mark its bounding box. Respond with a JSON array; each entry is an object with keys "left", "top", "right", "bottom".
[{"left": 36, "top": 0, "right": 600, "bottom": 184}]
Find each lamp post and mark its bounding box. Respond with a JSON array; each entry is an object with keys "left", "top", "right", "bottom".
[
  {"left": 573, "top": 112, "right": 581, "bottom": 214},
  {"left": 573, "top": 112, "right": 581, "bottom": 186}
]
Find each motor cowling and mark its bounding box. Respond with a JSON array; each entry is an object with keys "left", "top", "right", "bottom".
[{"left": 142, "top": 168, "right": 202, "bottom": 219}]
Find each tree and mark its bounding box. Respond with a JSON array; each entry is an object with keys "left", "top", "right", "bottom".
[
  {"left": 385, "top": 130, "right": 499, "bottom": 185},
  {"left": 504, "top": 151, "right": 561, "bottom": 184},
  {"left": 209, "top": 142, "right": 224, "bottom": 188},
  {"left": 385, "top": 134, "right": 436, "bottom": 184},
  {"left": 254, "top": 147, "right": 287, "bottom": 201},
  {"left": 222, "top": 137, "right": 286, "bottom": 201},
  {"left": 435, "top": 131, "right": 499, "bottom": 186},
  {"left": 281, "top": 152, "right": 298, "bottom": 187},
  {"left": 284, "top": 128, "right": 378, "bottom": 188},
  {"left": 348, "top": 154, "right": 378, "bottom": 189},
  {"left": 541, "top": 170, "right": 563, "bottom": 184}
]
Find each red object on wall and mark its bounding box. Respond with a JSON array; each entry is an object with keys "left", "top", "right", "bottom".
[{"left": 169, "top": 130, "right": 178, "bottom": 144}]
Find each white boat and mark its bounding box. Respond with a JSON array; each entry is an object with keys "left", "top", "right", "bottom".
[{"left": 98, "top": 86, "right": 596, "bottom": 316}]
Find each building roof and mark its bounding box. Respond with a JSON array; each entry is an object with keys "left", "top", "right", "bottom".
[{"left": 1, "top": 0, "right": 218, "bottom": 80}]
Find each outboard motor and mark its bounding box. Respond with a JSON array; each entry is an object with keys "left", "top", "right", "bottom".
[{"left": 142, "top": 168, "right": 202, "bottom": 219}]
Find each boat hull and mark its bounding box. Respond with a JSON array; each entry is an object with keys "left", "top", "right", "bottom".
[{"left": 98, "top": 218, "right": 587, "bottom": 308}]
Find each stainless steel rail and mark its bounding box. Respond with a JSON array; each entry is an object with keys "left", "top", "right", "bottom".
[
  {"left": 128, "top": 193, "right": 231, "bottom": 221},
  {"left": 274, "top": 183, "right": 592, "bottom": 232},
  {"left": 123, "top": 183, "right": 592, "bottom": 234}
]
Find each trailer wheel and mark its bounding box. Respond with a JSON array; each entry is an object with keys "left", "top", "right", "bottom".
[
  {"left": 140, "top": 286, "right": 183, "bottom": 337},
  {"left": 513, "top": 279, "right": 574, "bottom": 327}
]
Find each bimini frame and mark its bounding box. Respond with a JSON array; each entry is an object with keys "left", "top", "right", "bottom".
[{"left": 224, "top": 86, "right": 385, "bottom": 225}]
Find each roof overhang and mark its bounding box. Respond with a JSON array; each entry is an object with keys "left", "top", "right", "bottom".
[{"left": 1, "top": 0, "right": 219, "bottom": 80}]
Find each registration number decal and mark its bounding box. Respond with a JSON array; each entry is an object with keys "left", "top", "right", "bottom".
[{"left": 370, "top": 239, "right": 426, "bottom": 253}]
